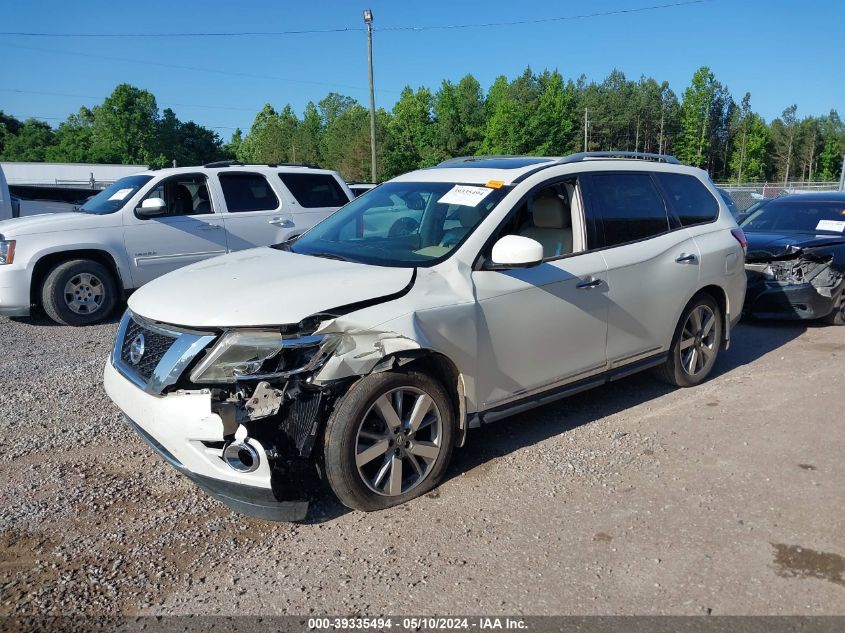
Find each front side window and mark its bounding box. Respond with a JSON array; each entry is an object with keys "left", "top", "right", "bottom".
[
  {"left": 288, "top": 181, "right": 511, "bottom": 267},
  {"left": 493, "top": 181, "right": 579, "bottom": 260},
  {"left": 279, "top": 173, "right": 350, "bottom": 208},
  {"left": 140, "top": 174, "right": 213, "bottom": 217},
  {"left": 219, "top": 173, "right": 280, "bottom": 213},
  {"left": 656, "top": 173, "right": 719, "bottom": 226},
  {"left": 78, "top": 175, "right": 153, "bottom": 215},
  {"left": 588, "top": 173, "right": 669, "bottom": 247}
]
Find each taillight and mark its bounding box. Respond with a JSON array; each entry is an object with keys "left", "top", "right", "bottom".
[{"left": 731, "top": 228, "right": 748, "bottom": 256}]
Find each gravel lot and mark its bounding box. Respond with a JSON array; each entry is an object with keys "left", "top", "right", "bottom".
[{"left": 1, "top": 311, "right": 843, "bottom": 616}]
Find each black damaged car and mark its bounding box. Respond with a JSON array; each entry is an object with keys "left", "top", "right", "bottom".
[{"left": 740, "top": 192, "right": 845, "bottom": 325}]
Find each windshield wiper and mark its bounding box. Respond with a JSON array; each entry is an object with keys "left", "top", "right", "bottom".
[{"left": 309, "top": 251, "right": 355, "bottom": 262}]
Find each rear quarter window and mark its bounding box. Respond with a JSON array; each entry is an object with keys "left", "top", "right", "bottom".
[
  {"left": 278, "top": 173, "right": 350, "bottom": 208},
  {"left": 656, "top": 173, "right": 719, "bottom": 226},
  {"left": 219, "top": 173, "right": 279, "bottom": 212}
]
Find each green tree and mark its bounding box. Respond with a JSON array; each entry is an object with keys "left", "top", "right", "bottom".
[
  {"left": 295, "top": 102, "right": 323, "bottom": 166},
  {"left": 675, "top": 67, "right": 720, "bottom": 168},
  {"left": 433, "top": 74, "right": 486, "bottom": 160},
  {"left": 89, "top": 84, "right": 160, "bottom": 164},
  {"left": 728, "top": 97, "right": 769, "bottom": 182},
  {"left": 45, "top": 108, "right": 94, "bottom": 162},
  {"left": 0, "top": 111, "right": 23, "bottom": 155},
  {"left": 527, "top": 70, "right": 576, "bottom": 155},
  {"left": 0, "top": 119, "right": 56, "bottom": 161},
  {"left": 770, "top": 104, "right": 799, "bottom": 184},
  {"left": 383, "top": 86, "right": 436, "bottom": 178},
  {"left": 817, "top": 110, "right": 844, "bottom": 181},
  {"left": 238, "top": 104, "right": 299, "bottom": 164}
]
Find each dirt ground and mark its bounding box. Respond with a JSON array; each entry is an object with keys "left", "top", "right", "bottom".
[{"left": 0, "top": 314, "right": 843, "bottom": 616}]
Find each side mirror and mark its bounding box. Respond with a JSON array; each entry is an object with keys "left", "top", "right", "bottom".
[
  {"left": 136, "top": 197, "right": 167, "bottom": 217},
  {"left": 489, "top": 235, "right": 544, "bottom": 269}
]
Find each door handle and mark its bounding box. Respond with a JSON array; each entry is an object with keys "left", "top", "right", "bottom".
[
  {"left": 269, "top": 217, "right": 294, "bottom": 227},
  {"left": 198, "top": 224, "right": 222, "bottom": 231},
  {"left": 675, "top": 253, "right": 698, "bottom": 264},
  {"left": 576, "top": 278, "right": 603, "bottom": 289}
]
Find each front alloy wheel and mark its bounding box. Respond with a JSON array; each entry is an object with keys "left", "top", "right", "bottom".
[
  {"left": 355, "top": 387, "right": 444, "bottom": 497},
  {"left": 324, "top": 371, "right": 456, "bottom": 511}
]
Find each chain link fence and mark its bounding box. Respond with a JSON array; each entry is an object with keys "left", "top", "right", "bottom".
[{"left": 715, "top": 181, "right": 842, "bottom": 211}]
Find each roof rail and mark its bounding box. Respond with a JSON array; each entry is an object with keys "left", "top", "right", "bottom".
[
  {"left": 202, "top": 160, "right": 322, "bottom": 169},
  {"left": 558, "top": 151, "right": 680, "bottom": 165},
  {"left": 437, "top": 155, "right": 522, "bottom": 166},
  {"left": 203, "top": 160, "right": 244, "bottom": 168}
]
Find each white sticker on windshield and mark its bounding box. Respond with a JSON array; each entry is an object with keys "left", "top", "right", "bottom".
[
  {"left": 816, "top": 219, "right": 845, "bottom": 233},
  {"left": 438, "top": 185, "right": 494, "bottom": 207},
  {"left": 108, "top": 188, "right": 133, "bottom": 201}
]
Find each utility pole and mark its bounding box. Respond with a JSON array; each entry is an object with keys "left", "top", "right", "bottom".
[
  {"left": 658, "top": 106, "right": 665, "bottom": 155},
  {"left": 363, "top": 8, "right": 377, "bottom": 183},
  {"left": 839, "top": 155, "right": 845, "bottom": 192},
  {"left": 583, "top": 108, "right": 588, "bottom": 152}
]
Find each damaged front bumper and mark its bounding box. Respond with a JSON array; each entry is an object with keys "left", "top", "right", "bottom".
[
  {"left": 744, "top": 278, "right": 839, "bottom": 320},
  {"left": 743, "top": 254, "right": 844, "bottom": 321},
  {"left": 104, "top": 359, "right": 310, "bottom": 521}
]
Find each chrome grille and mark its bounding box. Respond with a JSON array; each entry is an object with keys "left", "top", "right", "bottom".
[{"left": 112, "top": 310, "right": 216, "bottom": 395}]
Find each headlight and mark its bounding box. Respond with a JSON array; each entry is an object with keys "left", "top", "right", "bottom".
[
  {"left": 190, "top": 330, "right": 339, "bottom": 384},
  {"left": 0, "top": 240, "right": 15, "bottom": 265}
]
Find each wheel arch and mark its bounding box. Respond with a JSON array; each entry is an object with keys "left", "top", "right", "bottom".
[
  {"left": 376, "top": 349, "right": 469, "bottom": 448},
  {"left": 31, "top": 249, "right": 126, "bottom": 307}
]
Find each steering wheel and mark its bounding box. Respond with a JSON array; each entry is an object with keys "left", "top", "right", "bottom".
[{"left": 388, "top": 216, "right": 420, "bottom": 238}]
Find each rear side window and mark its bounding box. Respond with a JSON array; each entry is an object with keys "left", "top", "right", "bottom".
[
  {"left": 589, "top": 173, "right": 669, "bottom": 247},
  {"left": 279, "top": 173, "right": 350, "bottom": 208},
  {"left": 219, "top": 173, "right": 279, "bottom": 212},
  {"left": 656, "top": 173, "right": 719, "bottom": 226}
]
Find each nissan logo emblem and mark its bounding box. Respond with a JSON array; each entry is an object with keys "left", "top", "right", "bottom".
[{"left": 129, "top": 332, "right": 146, "bottom": 366}]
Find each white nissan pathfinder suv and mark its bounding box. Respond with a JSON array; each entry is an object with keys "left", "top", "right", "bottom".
[
  {"left": 104, "top": 153, "right": 747, "bottom": 520},
  {"left": 0, "top": 162, "right": 351, "bottom": 324}
]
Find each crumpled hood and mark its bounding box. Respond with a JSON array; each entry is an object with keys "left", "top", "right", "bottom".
[
  {"left": 745, "top": 231, "right": 845, "bottom": 261},
  {"left": 128, "top": 247, "right": 415, "bottom": 328},
  {"left": 0, "top": 211, "right": 121, "bottom": 237}
]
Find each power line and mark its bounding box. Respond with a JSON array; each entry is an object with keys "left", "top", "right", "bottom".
[
  {"left": 0, "top": 1, "right": 711, "bottom": 38},
  {"left": 379, "top": 1, "right": 710, "bottom": 32},
  {"left": 0, "top": 43, "right": 401, "bottom": 94}
]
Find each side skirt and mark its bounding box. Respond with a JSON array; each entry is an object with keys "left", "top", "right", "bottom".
[{"left": 471, "top": 353, "right": 669, "bottom": 426}]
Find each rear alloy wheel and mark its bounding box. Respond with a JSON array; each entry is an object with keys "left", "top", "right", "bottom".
[
  {"left": 655, "top": 294, "right": 722, "bottom": 387},
  {"left": 41, "top": 259, "right": 117, "bottom": 326},
  {"left": 324, "top": 371, "right": 455, "bottom": 511}
]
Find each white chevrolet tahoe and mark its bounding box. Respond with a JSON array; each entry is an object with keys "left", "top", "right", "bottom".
[
  {"left": 104, "top": 153, "right": 747, "bottom": 520},
  {"left": 0, "top": 162, "right": 351, "bottom": 324}
]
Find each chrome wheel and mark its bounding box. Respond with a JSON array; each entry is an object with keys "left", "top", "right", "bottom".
[
  {"left": 355, "top": 387, "right": 443, "bottom": 497},
  {"left": 679, "top": 304, "right": 718, "bottom": 376},
  {"left": 63, "top": 272, "right": 105, "bottom": 315}
]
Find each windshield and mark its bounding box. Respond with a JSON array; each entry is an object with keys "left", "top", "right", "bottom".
[
  {"left": 289, "top": 181, "right": 511, "bottom": 267},
  {"left": 740, "top": 199, "right": 845, "bottom": 235},
  {"left": 78, "top": 175, "right": 153, "bottom": 215}
]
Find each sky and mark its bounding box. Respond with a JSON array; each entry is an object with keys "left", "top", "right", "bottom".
[{"left": 0, "top": 0, "right": 842, "bottom": 142}]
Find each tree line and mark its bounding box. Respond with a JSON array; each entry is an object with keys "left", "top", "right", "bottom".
[{"left": 1, "top": 66, "right": 843, "bottom": 184}]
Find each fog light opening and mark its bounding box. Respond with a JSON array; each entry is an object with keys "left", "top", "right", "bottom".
[{"left": 223, "top": 440, "right": 261, "bottom": 473}]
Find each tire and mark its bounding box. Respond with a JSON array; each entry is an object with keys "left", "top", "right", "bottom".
[
  {"left": 655, "top": 293, "right": 723, "bottom": 388},
  {"left": 41, "top": 259, "right": 118, "bottom": 326},
  {"left": 822, "top": 290, "right": 845, "bottom": 326},
  {"left": 323, "top": 370, "right": 456, "bottom": 511}
]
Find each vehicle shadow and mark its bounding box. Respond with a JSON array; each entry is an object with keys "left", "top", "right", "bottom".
[
  {"left": 304, "top": 318, "right": 809, "bottom": 523},
  {"left": 442, "top": 318, "right": 808, "bottom": 484},
  {"left": 8, "top": 302, "right": 126, "bottom": 327}
]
